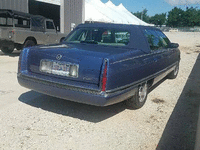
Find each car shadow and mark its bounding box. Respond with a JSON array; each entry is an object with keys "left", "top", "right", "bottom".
[
  {"left": 17, "top": 66, "right": 171, "bottom": 123},
  {"left": 18, "top": 90, "right": 127, "bottom": 123},
  {"left": 0, "top": 50, "right": 21, "bottom": 57},
  {"left": 157, "top": 53, "right": 200, "bottom": 150}
]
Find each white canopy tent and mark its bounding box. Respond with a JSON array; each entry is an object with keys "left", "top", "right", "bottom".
[
  {"left": 85, "top": 0, "right": 150, "bottom": 26},
  {"left": 36, "top": 0, "right": 150, "bottom": 26}
]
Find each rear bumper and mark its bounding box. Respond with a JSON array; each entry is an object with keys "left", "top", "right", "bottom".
[{"left": 17, "top": 73, "right": 137, "bottom": 106}]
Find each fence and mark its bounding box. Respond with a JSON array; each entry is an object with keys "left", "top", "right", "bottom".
[{"left": 158, "top": 26, "right": 200, "bottom": 32}]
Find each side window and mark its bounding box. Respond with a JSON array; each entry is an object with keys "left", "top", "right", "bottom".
[
  {"left": 14, "top": 17, "right": 30, "bottom": 28},
  {"left": 7, "top": 18, "right": 13, "bottom": 26},
  {"left": 0, "top": 17, "right": 6, "bottom": 25},
  {"left": 31, "top": 17, "right": 44, "bottom": 32},
  {"left": 143, "top": 29, "right": 168, "bottom": 51},
  {"left": 46, "top": 21, "right": 55, "bottom": 29},
  {"left": 155, "top": 30, "right": 170, "bottom": 48},
  {"left": 0, "top": 13, "right": 13, "bottom": 27}
]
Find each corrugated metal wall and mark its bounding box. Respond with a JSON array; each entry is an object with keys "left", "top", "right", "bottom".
[
  {"left": 29, "top": 0, "right": 60, "bottom": 30},
  {"left": 0, "top": 0, "right": 28, "bottom": 13},
  {"left": 0, "top": 0, "right": 85, "bottom": 34},
  {"left": 60, "top": 0, "right": 85, "bottom": 34}
]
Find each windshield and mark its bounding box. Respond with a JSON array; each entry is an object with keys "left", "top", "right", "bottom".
[{"left": 65, "top": 27, "right": 130, "bottom": 46}]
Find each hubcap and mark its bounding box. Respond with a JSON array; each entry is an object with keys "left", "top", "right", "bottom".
[
  {"left": 138, "top": 83, "right": 148, "bottom": 103},
  {"left": 174, "top": 65, "right": 179, "bottom": 76}
]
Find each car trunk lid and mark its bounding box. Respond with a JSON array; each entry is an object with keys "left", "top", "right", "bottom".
[{"left": 27, "top": 44, "right": 110, "bottom": 85}]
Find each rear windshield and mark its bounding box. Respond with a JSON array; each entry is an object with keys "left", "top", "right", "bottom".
[{"left": 65, "top": 28, "right": 130, "bottom": 46}]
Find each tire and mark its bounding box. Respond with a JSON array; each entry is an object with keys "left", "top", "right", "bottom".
[
  {"left": 16, "top": 44, "right": 23, "bottom": 50},
  {"left": 126, "top": 82, "right": 148, "bottom": 109},
  {"left": 23, "top": 40, "right": 36, "bottom": 48},
  {"left": 60, "top": 37, "right": 65, "bottom": 43},
  {"left": 1, "top": 46, "right": 14, "bottom": 54},
  {"left": 168, "top": 63, "right": 179, "bottom": 79}
]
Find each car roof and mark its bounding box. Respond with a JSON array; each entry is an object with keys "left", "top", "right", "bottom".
[
  {"left": 66, "top": 23, "right": 156, "bottom": 52},
  {"left": 77, "top": 22, "right": 156, "bottom": 30}
]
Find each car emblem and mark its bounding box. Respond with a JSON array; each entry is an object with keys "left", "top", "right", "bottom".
[{"left": 56, "top": 54, "right": 62, "bottom": 60}]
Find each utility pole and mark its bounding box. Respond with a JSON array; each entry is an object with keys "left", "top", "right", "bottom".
[{"left": 141, "top": 7, "right": 144, "bottom": 21}]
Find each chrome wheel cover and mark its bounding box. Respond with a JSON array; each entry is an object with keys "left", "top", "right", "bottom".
[
  {"left": 138, "top": 83, "right": 148, "bottom": 103},
  {"left": 174, "top": 65, "right": 179, "bottom": 76}
]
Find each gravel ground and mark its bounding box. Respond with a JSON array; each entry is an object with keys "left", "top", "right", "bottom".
[{"left": 0, "top": 32, "right": 200, "bottom": 150}]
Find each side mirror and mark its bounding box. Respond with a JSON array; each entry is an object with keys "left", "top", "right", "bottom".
[{"left": 169, "top": 43, "right": 179, "bottom": 48}]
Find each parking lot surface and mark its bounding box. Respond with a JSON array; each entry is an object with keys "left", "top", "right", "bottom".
[{"left": 0, "top": 35, "right": 200, "bottom": 149}]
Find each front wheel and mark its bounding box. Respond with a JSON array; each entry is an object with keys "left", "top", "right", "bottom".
[
  {"left": 126, "top": 83, "right": 148, "bottom": 109},
  {"left": 60, "top": 37, "right": 65, "bottom": 43},
  {"left": 1, "top": 46, "right": 14, "bottom": 54}
]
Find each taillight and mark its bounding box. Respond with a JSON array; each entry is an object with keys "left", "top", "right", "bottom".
[
  {"left": 18, "top": 53, "right": 22, "bottom": 73},
  {"left": 18, "top": 48, "right": 29, "bottom": 73},
  {"left": 102, "top": 60, "right": 108, "bottom": 92}
]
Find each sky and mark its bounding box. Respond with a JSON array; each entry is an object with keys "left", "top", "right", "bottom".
[{"left": 101, "top": 0, "right": 200, "bottom": 16}]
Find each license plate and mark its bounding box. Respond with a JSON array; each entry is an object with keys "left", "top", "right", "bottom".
[
  {"left": 52, "top": 61, "right": 70, "bottom": 76},
  {"left": 40, "top": 60, "right": 71, "bottom": 76}
]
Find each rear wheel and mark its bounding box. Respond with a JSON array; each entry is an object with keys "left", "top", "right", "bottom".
[
  {"left": 126, "top": 82, "right": 148, "bottom": 109},
  {"left": 1, "top": 46, "right": 14, "bottom": 54},
  {"left": 23, "top": 40, "right": 36, "bottom": 48},
  {"left": 168, "top": 63, "right": 179, "bottom": 79}
]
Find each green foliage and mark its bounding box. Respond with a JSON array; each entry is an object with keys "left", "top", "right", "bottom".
[
  {"left": 149, "top": 13, "right": 167, "bottom": 26},
  {"left": 132, "top": 6, "right": 200, "bottom": 27},
  {"left": 182, "top": 7, "right": 200, "bottom": 26},
  {"left": 132, "top": 9, "right": 150, "bottom": 23},
  {"left": 167, "top": 7, "right": 185, "bottom": 27},
  {"left": 166, "top": 7, "right": 200, "bottom": 27}
]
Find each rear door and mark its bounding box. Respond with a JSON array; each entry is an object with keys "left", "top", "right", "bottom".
[{"left": 142, "top": 28, "right": 172, "bottom": 74}]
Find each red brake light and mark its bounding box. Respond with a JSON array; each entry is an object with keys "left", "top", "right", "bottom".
[
  {"left": 102, "top": 61, "right": 108, "bottom": 92},
  {"left": 18, "top": 55, "right": 22, "bottom": 73}
]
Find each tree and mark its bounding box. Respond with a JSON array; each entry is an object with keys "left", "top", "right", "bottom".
[
  {"left": 132, "top": 9, "right": 150, "bottom": 23},
  {"left": 196, "top": 9, "right": 200, "bottom": 26},
  {"left": 167, "top": 7, "right": 200, "bottom": 27},
  {"left": 149, "top": 13, "right": 166, "bottom": 26},
  {"left": 183, "top": 7, "right": 199, "bottom": 27},
  {"left": 167, "top": 7, "right": 185, "bottom": 27},
  {"left": 132, "top": 7, "right": 200, "bottom": 27}
]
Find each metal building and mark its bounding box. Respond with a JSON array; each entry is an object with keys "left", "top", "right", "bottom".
[
  {"left": 0, "top": 0, "right": 85, "bottom": 34},
  {"left": 0, "top": 0, "right": 28, "bottom": 13},
  {"left": 60, "top": 0, "right": 85, "bottom": 34},
  {"left": 29, "top": 0, "right": 60, "bottom": 31}
]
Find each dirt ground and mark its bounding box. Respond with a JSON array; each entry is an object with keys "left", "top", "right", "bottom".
[{"left": 0, "top": 32, "right": 200, "bottom": 150}]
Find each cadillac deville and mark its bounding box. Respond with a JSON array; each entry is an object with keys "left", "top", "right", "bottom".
[{"left": 17, "top": 23, "right": 180, "bottom": 109}]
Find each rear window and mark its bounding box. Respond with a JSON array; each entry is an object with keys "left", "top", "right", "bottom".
[{"left": 65, "top": 28, "right": 130, "bottom": 46}]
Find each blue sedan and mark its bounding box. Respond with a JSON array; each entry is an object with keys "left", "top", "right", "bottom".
[{"left": 17, "top": 23, "right": 180, "bottom": 109}]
